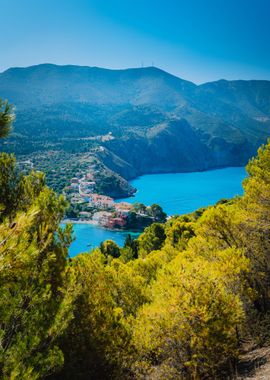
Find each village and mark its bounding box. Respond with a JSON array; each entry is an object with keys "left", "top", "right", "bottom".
[
  {"left": 64, "top": 171, "right": 144, "bottom": 229},
  {"left": 16, "top": 158, "right": 167, "bottom": 230}
]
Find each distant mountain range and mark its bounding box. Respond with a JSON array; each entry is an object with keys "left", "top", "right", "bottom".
[{"left": 1, "top": 63, "right": 270, "bottom": 181}]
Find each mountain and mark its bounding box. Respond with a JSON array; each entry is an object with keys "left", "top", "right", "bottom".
[
  {"left": 0, "top": 64, "right": 195, "bottom": 108},
  {"left": 0, "top": 63, "right": 270, "bottom": 193}
]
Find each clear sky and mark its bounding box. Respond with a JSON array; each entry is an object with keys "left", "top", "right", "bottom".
[{"left": 1, "top": 0, "right": 270, "bottom": 83}]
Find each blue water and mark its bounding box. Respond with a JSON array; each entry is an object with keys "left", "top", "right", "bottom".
[
  {"left": 68, "top": 167, "right": 246, "bottom": 257},
  {"left": 118, "top": 167, "right": 246, "bottom": 215},
  {"left": 65, "top": 223, "right": 139, "bottom": 257}
]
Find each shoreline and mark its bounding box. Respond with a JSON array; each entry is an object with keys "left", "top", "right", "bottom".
[
  {"left": 62, "top": 219, "right": 98, "bottom": 225},
  {"left": 61, "top": 219, "right": 143, "bottom": 234}
]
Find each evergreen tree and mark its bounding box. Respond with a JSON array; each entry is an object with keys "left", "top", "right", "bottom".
[
  {"left": 0, "top": 99, "right": 14, "bottom": 138},
  {"left": 138, "top": 223, "right": 166, "bottom": 257},
  {"left": 0, "top": 101, "right": 75, "bottom": 379}
]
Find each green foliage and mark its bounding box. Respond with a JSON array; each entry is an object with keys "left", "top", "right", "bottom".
[
  {"left": 240, "top": 141, "right": 270, "bottom": 312},
  {"left": 100, "top": 240, "right": 121, "bottom": 259},
  {"left": 51, "top": 251, "right": 149, "bottom": 379},
  {"left": 148, "top": 203, "right": 167, "bottom": 222},
  {"left": 133, "top": 203, "right": 147, "bottom": 214},
  {"left": 138, "top": 223, "right": 166, "bottom": 258},
  {"left": 131, "top": 248, "right": 248, "bottom": 379},
  {"left": 123, "top": 234, "right": 139, "bottom": 260},
  {"left": 0, "top": 208, "right": 75, "bottom": 380},
  {"left": 165, "top": 219, "right": 195, "bottom": 249},
  {"left": 0, "top": 153, "right": 47, "bottom": 222},
  {"left": 0, "top": 113, "right": 76, "bottom": 379},
  {"left": 3, "top": 101, "right": 270, "bottom": 379},
  {"left": 0, "top": 99, "right": 14, "bottom": 139},
  {"left": 55, "top": 141, "right": 270, "bottom": 379}
]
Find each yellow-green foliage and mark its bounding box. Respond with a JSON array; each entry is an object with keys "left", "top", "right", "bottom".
[
  {"left": 3, "top": 101, "right": 270, "bottom": 380},
  {"left": 58, "top": 143, "right": 270, "bottom": 379},
  {"left": 56, "top": 250, "right": 150, "bottom": 379},
  {"left": 0, "top": 151, "right": 76, "bottom": 379},
  {"left": 131, "top": 248, "right": 249, "bottom": 379},
  {"left": 138, "top": 223, "right": 166, "bottom": 258}
]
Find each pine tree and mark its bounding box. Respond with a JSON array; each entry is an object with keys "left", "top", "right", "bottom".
[
  {"left": 0, "top": 101, "right": 76, "bottom": 379},
  {"left": 0, "top": 99, "right": 14, "bottom": 138}
]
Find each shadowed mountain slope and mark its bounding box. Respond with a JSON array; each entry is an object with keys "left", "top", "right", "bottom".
[{"left": 0, "top": 64, "right": 270, "bottom": 182}]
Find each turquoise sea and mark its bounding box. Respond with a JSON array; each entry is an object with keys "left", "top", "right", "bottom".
[
  {"left": 66, "top": 223, "right": 140, "bottom": 257},
  {"left": 68, "top": 167, "right": 246, "bottom": 257}
]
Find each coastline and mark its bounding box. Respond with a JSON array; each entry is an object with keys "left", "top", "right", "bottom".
[
  {"left": 61, "top": 219, "right": 143, "bottom": 233},
  {"left": 64, "top": 167, "right": 246, "bottom": 255},
  {"left": 62, "top": 219, "right": 98, "bottom": 225}
]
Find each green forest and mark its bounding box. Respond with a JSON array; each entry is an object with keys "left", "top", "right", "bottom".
[{"left": 2, "top": 99, "right": 270, "bottom": 379}]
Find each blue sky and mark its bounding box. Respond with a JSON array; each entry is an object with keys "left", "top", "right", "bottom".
[{"left": 0, "top": 0, "right": 269, "bottom": 83}]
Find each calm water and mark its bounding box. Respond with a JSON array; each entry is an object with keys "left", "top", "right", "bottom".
[
  {"left": 118, "top": 167, "right": 246, "bottom": 215},
  {"left": 68, "top": 167, "right": 246, "bottom": 257},
  {"left": 66, "top": 223, "right": 139, "bottom": 257}
]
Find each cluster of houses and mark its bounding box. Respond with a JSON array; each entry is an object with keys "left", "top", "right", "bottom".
[
  {"left": 64, "top": 174, "right": 134, "bottom": 228},
  {"left": 90, "top": 201, "right": 133, "bottom": 228},
  {"left": 65, "top": 173, "right": 96, "bottom": 202},
  {"left": 78, "top": 201, "right": 133, "bottom": 228}
]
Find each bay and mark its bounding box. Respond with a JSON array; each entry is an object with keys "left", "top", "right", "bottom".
[
  {"left": 68, "top": 167, "right": 246, "bottom": 257},
  {"left": 118, "top": 167, "right": 247, "bottom": 215}
]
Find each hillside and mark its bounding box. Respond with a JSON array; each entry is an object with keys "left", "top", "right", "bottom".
[
  {"left": 2, "top": 137, "right": 270, "bottom": 380},
  {"left": 3, "top": 67, "right": 270, "bottom": 380},
  {"left": 0, "top": 64, "right": 270, "bottom": 193}
]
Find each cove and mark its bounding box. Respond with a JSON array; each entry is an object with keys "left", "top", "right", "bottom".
[
  {"left": 66, "top": 223, "right": 140, "bottom": 257},
  {"left": 68, "top": 167, "right": 246, "bottom": 257}
]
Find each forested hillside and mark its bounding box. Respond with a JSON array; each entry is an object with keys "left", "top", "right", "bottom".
[
  {"left": 0, "top": 64, "right": 270, "bottom": 194},
  {"left": 2, "top": 101, "right": 270, "bottom": 379}
]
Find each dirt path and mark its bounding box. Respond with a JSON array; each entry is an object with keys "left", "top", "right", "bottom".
[{"left": 237, "top": 347, "right": 270, "bottom": 379}]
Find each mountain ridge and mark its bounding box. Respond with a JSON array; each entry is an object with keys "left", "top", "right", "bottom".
[
  {"left": 0, "top": 63, "right": 270, "bottom": 196},
  {"left": 2, "top": 63, "right": 270, "bottom": 85}
]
